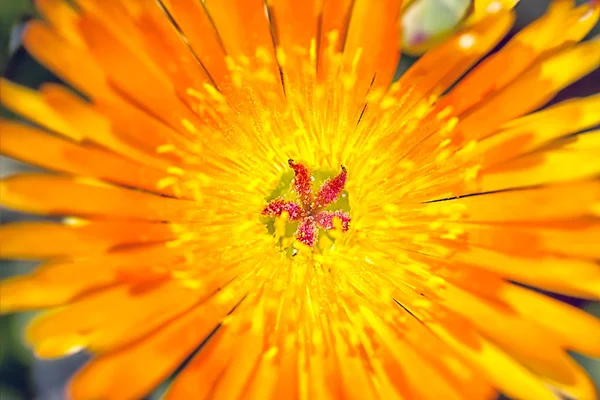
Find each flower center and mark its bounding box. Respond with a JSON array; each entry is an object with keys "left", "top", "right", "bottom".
[{"left": 262, "top": 160, "right": 351, "bottom": 253}]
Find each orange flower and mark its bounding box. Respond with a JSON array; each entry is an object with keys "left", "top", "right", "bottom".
[{"left": 1, "top": 0, "right": 600, "bottom": 399}]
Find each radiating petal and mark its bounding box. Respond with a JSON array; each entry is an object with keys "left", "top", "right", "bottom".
[
  {"left": 160, "top": 0, "right": 229, "bottom": 86},
  {"left": 0, "top": 121, "right": 182, "bottom": 197},
  {"left": 69, "top": 293, "right": 241, "bottom": 400},
  {"left": 454, "top": 39, "right": 600, "bottom": 141},
  {"left": 0, "top": 174, "right": 201, "bottom": 221},
  {"left": 0, "top": 244, "right": 183, "bottom": 313},
  {"left": 0, "top": 220, "right": 175, "bottom": 259},
  {"left": 341, "top": 0, "right": 401, "bottom": 94},
  {"left": 438, "top": 0, "right": 599, "bottom": 117},
  {"left": 22, "top": 20, "right": 112, "bottom": 100}
]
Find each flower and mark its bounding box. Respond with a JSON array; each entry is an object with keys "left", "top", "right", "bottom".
[{"left": 1, "top": 0, "right": 600, "bottom": 399}]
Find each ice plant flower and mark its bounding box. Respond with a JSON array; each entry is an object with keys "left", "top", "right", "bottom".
[{"left": 1, "top": 0, "right": 600, "bottom": 399}]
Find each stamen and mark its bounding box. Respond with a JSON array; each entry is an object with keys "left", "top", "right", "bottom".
[{"left": 315, "top": 165, "right": 347, "bottom": 209}]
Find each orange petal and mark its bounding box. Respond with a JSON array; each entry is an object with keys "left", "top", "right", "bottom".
[
  {"left": 204, "top": 0, "right": 275, "bottom": 60},
  {"left": 455, "top": 39, "right": 600, "bottom": 141},
  {"left": 0, "top": 121, "right": 182, "bottom": 197},
  {"left": 268, "top": 0, "right": 320, "bottom": 55},
  {"left": 22, "top": 20, "right": 112, "bottom": 100},
  {"left": 268, "top": 0, "right": 320, "bottom": 78},
  {"left": 77, "top": 15, "right": 202, "bottom": 135},
  {"left": 0, "top": 220, "right": 175, "bottom": 259},
  {"left": 448, "top": 221, "right": 600, "bottom": 259},
  {"left": 117, "top": 0, "right": 211, "bottom": 91},
  {"left": 0, "top": 78, "right": 77, "bottom": 140},
  {"left": 500, "top": 284, "right": 600, "bottom": 356},
  {"left": 0, "top": 174, "right": 201, "bottom": 221},
  {"left": 0, "top": 244, "right": 183, "bottom": 313},
  {"left": 397, "top": 10, "right": 514, "bottom": 101},
  {"left": 479, "top": 133, "right": 600, "bottom": 191},
  {"left": 423, "top": 181, "right": 600, "bottom": 223},
  {"left": 160, "top": 0, "right": 229, "bottom": 86},
  {"left": 39, "top": 84, "right": 184, "bottom": 170},
  {"left": 35, "top": 0, "right": 85, "bottom": 47},
  {"left": 164, "top": 327, "right": 234, "bottom": 400},
  {"left": 341, "top": 0, "right": 401, "bottom": 94},
  {"left": 438, "top": 0, "right": 582, "bottom": 116},
  {"left": 69, "top": 292, "right": 241, "bottom": 400},
  {"left": 427, "top": 323, "right": 557, "bottom": 400},
  {"left": 203, "top": 0, "right": 283, "bottom": 99},
  {"left": 451, "top": 246, "right": 600, "bottom": 299},
  {"left": 472, "top": 94, "right": 600, "bottom": 168},
  {"left": 26, "top": 270, "right": 237, "bottom": 356},
  {"left": 438, "top": 282, "right": 582, "bottom": 385},
  {"left": 317, "top": 0, "right": 353, "bottom": 80}
]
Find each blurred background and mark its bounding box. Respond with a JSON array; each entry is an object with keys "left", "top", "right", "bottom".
[{"left": 0, "top": 0, "right": 599, "bottom": 399}]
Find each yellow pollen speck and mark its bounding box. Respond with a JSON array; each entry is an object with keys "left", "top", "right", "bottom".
[
  {"left": 186, "top": 87, "right": 204, "bottom": 100},
  {"left": 203, "top": 83, "right": 225, "bottom": 103},
  {"left": 439, "top": 138, "right": 452, "bottom": 148},
  {"left": 351, "top": 48, "right": 363, "bottom": 71},
  {"left": 157, "top": 176, "right": 179, "bottom": 190},
  {"left": 167, "top": 166, "right": 185, "bottom": 176},
  {"left": 461, "top": 140, "right": 478, "bottom": 153},
  {"left": 446, "top": 117, "right": 459, "bottom": 131},
  {"left": 181, "top": 118, "right": 197, "bottom": 133},
  {"left": 464, "top": 164, "right": 482, "bottom": 182},
  {"left": 436, "top": 106, "right": 453, "bottom": 120},
  {"left": 255, "top": 46, "right": 272, "bottom": 64},
  {"left": 309, "top": 38, "right": 317, "bottom": 65},
  {"left": 156, "top": 144, "right": 176, "bottom": 154},
  {"left": 380, "top": 96, "right": 396, "bottom": 110},
  {"left": 225, "top": 56, "right": 236, "bottom": 71},
  {"left": 276, "top": 48, "right": 287, "bottom": 67},
  {"left": 181, "top": 279, "right": 202, "bottom": 290},
  {"left": 264, "top": 346, "right": 279, "bottom": 359}
]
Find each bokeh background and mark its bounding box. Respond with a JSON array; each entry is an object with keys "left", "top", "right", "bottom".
[{"left": 0, "top": 0, "right": 599, "bottom": 399}]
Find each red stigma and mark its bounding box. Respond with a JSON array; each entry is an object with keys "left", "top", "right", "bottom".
[{"left": 263, "top": 162, "right": 350, "bottom": 247}]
